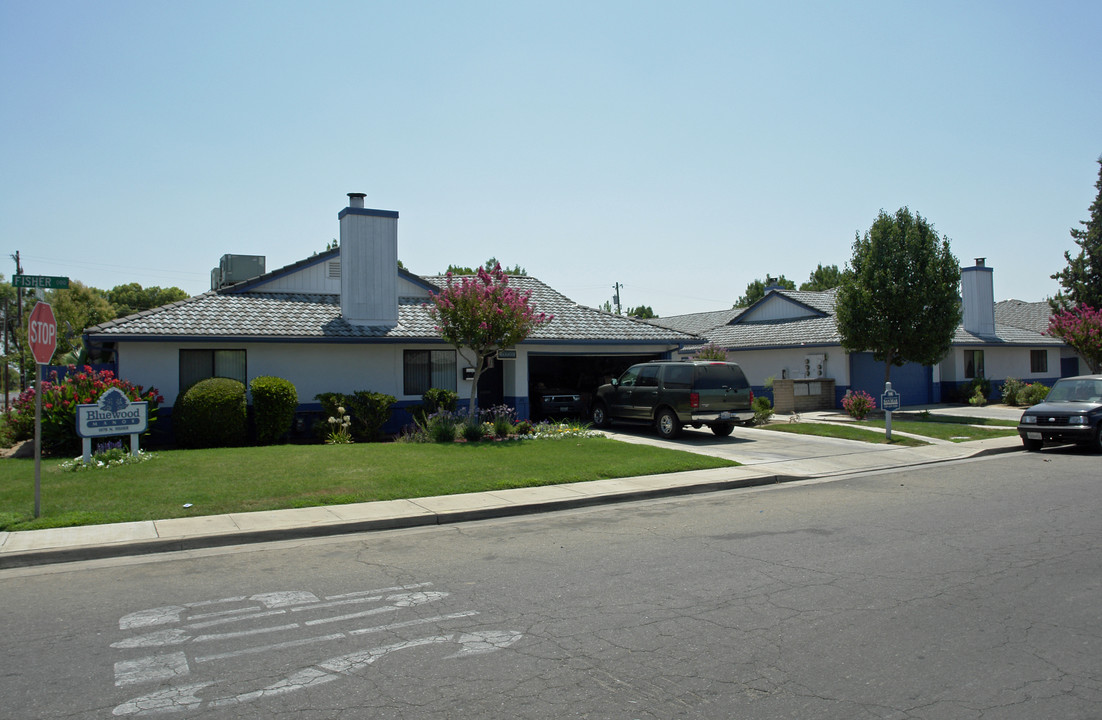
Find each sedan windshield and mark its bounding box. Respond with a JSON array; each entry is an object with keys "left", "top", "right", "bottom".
[{"left": 1044, "top": 378, "right": 1102, "bottom": 404}]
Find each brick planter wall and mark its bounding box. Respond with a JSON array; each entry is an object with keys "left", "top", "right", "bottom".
[{"left": 773, "top": 378, "right": 836, "bottom": 413}]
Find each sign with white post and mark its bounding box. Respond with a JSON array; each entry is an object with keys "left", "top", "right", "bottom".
[
  {"left": 881, "top": 382, "right": 901, "bottom": 440},
  {"left": 76, "top": 388, "right": 149, "bottom": 464}
]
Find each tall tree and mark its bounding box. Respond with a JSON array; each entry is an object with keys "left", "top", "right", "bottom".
[
  {"left": 445, "top": 257, "right": 527, "bottom": 276},
  {"left": 626, "top": 305, "right": 657, "bottom": 319},
  {"left": 108, "top": 283, "right": 189, "bottom": 317},
  {"left": 836, "top": 208, "right": 961, "bottom": 383},
  {"left": 1051, "top": 156, "right": 1102, "bottom": 311},
  {"left": 45, "top": 281, "right": 116, "bottom": 357},
  {"left": 429, "top": 263, "right": 551, "bottom": 418},
  {"left": 735, "top": 275, "right": 796, "bottom": 307},
  {"left": 800, "top": 263, "right": 843, "bottom": 291}
]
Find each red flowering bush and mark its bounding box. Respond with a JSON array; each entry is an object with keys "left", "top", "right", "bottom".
[
  {"left": 6, "top": 365, "right": 162, "bottom": 456},
  {"left": 842, "top": 390, "right": 876, "bottom": 420}
]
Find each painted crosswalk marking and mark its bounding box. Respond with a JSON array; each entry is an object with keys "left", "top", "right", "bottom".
[{"left": 110, "top": 583, "right": 520, "bottom": 716}]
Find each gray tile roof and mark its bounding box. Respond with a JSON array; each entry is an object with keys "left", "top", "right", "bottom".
[
  {"left": 647, "top": 307, "right": 744, "bottom": 335},
  {"left": 951, "top": 323, "right": 1064, "bottom": 346},
  {"left": 994, "top": 299, "right": 1053, "bottom": 334},
  {"left": 86, "top": 275, "right": 694, "bottom": 344}
]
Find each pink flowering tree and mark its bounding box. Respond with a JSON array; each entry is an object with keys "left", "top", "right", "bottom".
[
  {"left": 1047, "top": 304, "right": 1102, "bottom": 373},
  {"left": 428, "top": 263, "right": 552, "bottom": 418}
]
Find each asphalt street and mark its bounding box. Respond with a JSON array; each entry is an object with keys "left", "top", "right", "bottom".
[{"left": 2, "top": 450, "right": 1098, "bottom": 719}]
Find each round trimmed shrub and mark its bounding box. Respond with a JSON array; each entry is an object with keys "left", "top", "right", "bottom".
[
  {"left": 174, "top": 378, "right": 247, "bottom": 448},
  {"left": 250, "top": 376, "right": 298, "bottom": 445}
]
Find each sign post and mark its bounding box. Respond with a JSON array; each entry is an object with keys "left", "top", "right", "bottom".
[
  {"left": 881, "top": 382, "right": 901, "bottom": 441},
  {"left": 29, "top": 301, "right": 58, "bottom": 518}
]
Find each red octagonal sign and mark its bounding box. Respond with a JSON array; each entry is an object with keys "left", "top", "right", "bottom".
[{"left": 28, "top": 301, "right": 57, "bottom": 365}]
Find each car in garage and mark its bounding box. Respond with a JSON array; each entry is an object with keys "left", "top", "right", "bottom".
[
  {"left": 591, "top": 360, "right": 754, "bottom": 439},
  {"left": 533, "top": 387, "right": 590, "bottom": 420},
  {"left": 1017, "top": 374, "right": 1102, "bottom": 452}
]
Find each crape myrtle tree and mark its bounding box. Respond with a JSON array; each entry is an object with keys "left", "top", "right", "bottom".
[
  {"left": 1051, "top": 156, "right": 1102, "bottom": 311},
  {"left": 1047, "top": 304, "right": 1102, "bottom": 373},
  {"left": 836, "top": 207, "right": 962, "bottom": 384},
  {"left": 429, "top": 263, "right": 552, "bottom": 419}
]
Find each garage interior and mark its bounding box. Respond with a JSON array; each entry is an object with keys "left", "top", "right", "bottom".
[{"left": 527, "top": 353, "right": 663, "bottom": 420}]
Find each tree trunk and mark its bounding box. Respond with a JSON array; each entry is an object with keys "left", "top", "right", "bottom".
[
  {"left": 882, "top": 349, "right": 894, "bottom": 386},
  {"left": 467, "top": 355, "right": 486, "bottom": 420}
]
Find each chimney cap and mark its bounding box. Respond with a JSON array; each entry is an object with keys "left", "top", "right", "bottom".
[
  {"left": 975, "top": 257, "right": 986, "bottom": 267},
  {"left": 347, "top": 192, "right": 366, "bottom": 208}
]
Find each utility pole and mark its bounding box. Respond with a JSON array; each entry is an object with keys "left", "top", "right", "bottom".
[
  {"left": 11, "top": 251, "right": 24, "bottom": 391},
  {"left": 612, "top": 282, "right": 622, "bottom": 315}
]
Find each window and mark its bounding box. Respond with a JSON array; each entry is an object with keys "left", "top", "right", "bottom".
[
  {"left": 1030, "top": 349, "right": 1048, "bottom": 373},
  {"left": 637, "top": 366, "right": 660, "bottom": 388},
  {"left": 964, "top": 350, "right": 984, "bottom": 379},
  {"left": 403, "top": 349, "right": 456, "bottom": 395},
  {"left": 663, "top": 364, "right": 692, "bottom": 390},
  {"left": 179, "top": 350, "right": 247, "bottom": 394}
]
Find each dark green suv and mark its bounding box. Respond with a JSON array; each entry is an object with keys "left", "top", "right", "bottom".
[{"left": 591, "top": 360, "right": 754, "bottom": 439}]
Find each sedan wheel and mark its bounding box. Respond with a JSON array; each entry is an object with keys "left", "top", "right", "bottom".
[
  {"left": 1022, "top": 437, "right": 1043, "bottom": 452},
  {"left": 1092, "top": 423, "right": 1102, "bottom": 453}
]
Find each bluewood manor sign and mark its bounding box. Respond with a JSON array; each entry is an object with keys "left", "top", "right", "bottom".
[{"left": 76, "top": 387, "right": 150, "bottom": 463}]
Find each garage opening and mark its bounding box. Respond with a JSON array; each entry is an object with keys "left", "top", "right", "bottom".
[{"left": 528, "top": 353, "right": 664, "bottom": 420}]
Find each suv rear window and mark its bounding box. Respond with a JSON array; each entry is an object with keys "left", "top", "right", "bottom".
[
  {"left": 693, "top": 363, "right": 748, "bottom": 390},
  {"left": 662, "top": 365, "right": 692, "bottom": 390}
]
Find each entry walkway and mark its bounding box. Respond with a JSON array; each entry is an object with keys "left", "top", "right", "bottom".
[{"left": 0, "top": 407, "right": 1026, "bottom": 569}]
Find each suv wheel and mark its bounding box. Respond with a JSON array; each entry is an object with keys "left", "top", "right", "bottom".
[
  {"left": 711, "top": 422, "right": 734, "bottom": 437},
  {"left": 655, "top": 408, "right": 682, "bottom": 439},
  {"left": 591, "top": 402, "right": 610, "bottom": 428}
]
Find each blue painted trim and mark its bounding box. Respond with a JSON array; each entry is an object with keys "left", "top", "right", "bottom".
[
  {"left": 733, "top": 290, "right": 828, "bottom": 325},
  {"left": 338, "top": 207, "right": 399, "bottom": 219},
  {"left": 398, "top": 267, "right": 441, "bottom": 294},
  {"left": 85, "top": 334, "right": 457, "bottom": 345}
]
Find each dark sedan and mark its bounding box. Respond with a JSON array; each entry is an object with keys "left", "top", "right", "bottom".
[{"left": 1017, "top": 374, "right": 1102, "bottom": 452}]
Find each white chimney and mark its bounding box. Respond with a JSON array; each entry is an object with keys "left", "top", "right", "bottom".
[
  {"left": 961, "top": 257, "right": 995, "bottom": 336},
  {"left": 338, "top": 192, "right": 399, "bottom": 327}
]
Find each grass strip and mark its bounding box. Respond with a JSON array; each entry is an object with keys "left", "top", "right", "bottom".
[
  {"left": 0, "top": 437, "right": 735, "bottom": 532},
  {"left": 857, "top": 419, "right": 1018, "bottom": 441},
  {"left": 760, "top": 423, "right": 927, "bottom": 446}
]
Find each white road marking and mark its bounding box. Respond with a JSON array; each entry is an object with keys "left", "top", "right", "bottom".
[
  {"left": 114, "top": 652, "right": 190, "bottom": 687},
  {"left": 111, "top": 583, "right": 521, "bottom": 716}
]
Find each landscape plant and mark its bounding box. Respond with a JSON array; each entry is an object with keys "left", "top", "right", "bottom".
[
  {"left": 250, "top": 376, "right": 298, "bottom": 445},
  {"left": 752, "top": 395, "right": 774, "bottom": 425},
  {"left": 1020, "top": 382, "right": 1050, "bottom": 405},
  {"left": 842, "top": 390, "right": 876, "bottom": 420},
  {"left": 1046, "top": 304, "right": 1102, "bottom": 373},
  {"left": 693, "top": 343, "right": 729, "bottom": 361},
  {"left": 428, "top": 262, "right": 552, "bottom": 418},
  {"left": 6, "top": 365, "right": 162, "bottom": 456},
  {"left": 325, "top": 406, "right": 353, "bottom": 444},
  {"left": 1000, "top": 377, "right": 1025, "bottom": 406},
  {"left": 174, "top": 378, "right": 246, "bottom": 448}
]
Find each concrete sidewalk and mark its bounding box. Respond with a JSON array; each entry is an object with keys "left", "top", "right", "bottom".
[{"left": 0, "top": 417, "right": 1025, "bottom": 569}]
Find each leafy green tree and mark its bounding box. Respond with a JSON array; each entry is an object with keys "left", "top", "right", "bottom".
[
  {"left": 836, "top": 208, "right": 961, "bottom": 383},
  {"left": 626, "top": 305, "right": 657, "bottom": 318},
  {"left": 429, "top": 263, "right": 551, "bottom": 418},
  {"left": 46, "top": 281, "right": 115, "bottom": 357},
  {"left": 800, "top": 263, "right": 843, "bottom": 291},
  {"left": 1052, "top": 156, "right": 1102, "bottom": 311},
  {"left": 107, "top": 283, "right": 189, "bottom": 318},
  {"left": 445, "top": 257, "right": 527, "bottom": 276},
  {"left": 735, "top": 275, "right": 796, "bottom": 307}
]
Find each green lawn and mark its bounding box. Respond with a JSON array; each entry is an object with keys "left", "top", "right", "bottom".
[
  {"left": 761, "top": 415, "right": 1018, "bottom": 444},
  {"left": 0, "top": 438, "right": 736, "bottom": 532}
]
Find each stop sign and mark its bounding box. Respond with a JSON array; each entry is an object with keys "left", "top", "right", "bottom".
[{"left": 28, "top": 301, "right": 58, "bottom": 365}]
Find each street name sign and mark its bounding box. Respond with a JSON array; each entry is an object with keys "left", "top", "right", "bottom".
[{"left": 14, "top": 274, "right": 70, "bottom": 289}]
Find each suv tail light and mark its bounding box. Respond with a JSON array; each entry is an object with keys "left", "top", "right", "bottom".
[
  {"left": 749, "top": 389, "right": 754, "bottom": 404},
  {"left": 690, "top": 392, "right": 700, "bottom": 409}
]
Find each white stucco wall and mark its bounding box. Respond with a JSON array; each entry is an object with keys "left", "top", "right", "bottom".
[
  {"left": 674, "top": 346, "right": 849, "bottom": 388},
  {"left": 941, "top": 346, "right": 1058, "bottom": 383}
]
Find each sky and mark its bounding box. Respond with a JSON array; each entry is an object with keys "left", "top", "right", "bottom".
[{"left": 2, "top": 1, "right": 1099, "bottom": 318}]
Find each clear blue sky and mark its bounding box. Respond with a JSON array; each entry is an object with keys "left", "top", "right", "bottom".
[{"left": 2, "top": 1, "right": 1099, "bottom": 317}]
